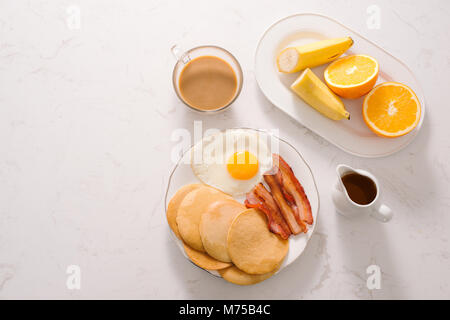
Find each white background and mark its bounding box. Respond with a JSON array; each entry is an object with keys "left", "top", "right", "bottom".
[{"left": 0, "top": 0, "right": 449, "bottom": 299}]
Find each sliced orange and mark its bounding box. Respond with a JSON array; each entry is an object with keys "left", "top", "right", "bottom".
[
  {"left": 363, "top": 82, "right": 421, "bottom": 138},
  {"left": 324, "top": 54, "right": 379, "bottom": 99}
]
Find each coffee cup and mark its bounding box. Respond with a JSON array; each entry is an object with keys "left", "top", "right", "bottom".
[{"left": 171, "top": 45, "right": 243, "bottom": 113}]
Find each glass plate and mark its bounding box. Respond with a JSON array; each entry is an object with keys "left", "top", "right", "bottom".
[{"left": 164, "top": 128, "right": 320, "bottom": 278}]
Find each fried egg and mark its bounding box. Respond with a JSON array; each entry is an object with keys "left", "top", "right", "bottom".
[{"left": 191, "top": 129, "right": 272, "bottom": 196}]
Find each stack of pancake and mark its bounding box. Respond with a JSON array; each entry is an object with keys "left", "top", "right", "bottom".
[{"left": 167, "top": 184, "right": 289, "bottom": 285}]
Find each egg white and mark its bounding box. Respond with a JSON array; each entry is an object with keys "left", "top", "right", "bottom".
[{"left": 191, "top": 129, "right": 273, "bottom": 196}]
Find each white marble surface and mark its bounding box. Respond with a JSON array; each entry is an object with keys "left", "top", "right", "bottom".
[{"left": 0, "top": 0, "right": 449, "bottom": 299}]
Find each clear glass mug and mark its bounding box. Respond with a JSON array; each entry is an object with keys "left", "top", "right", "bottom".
[{"left": 171, "top": 45, "right": 243, "bottom": 113}]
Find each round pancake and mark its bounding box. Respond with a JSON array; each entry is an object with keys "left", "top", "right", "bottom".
[
  {"left": 177, "top": 186, "right": 232, "bottom": 252},
  {"left": 219, "top": 266, "right": 276, "bottom": 286},
  {"left": 200, "top": 199, "right": 246, "bottom": 262},
  {"left": 183, "top": 243, "right": 231, "bottom": 270},
  {"left": 227, "top": 208, "right": 289, "bottom": 275},
  {"left": 166, "top": 184, "right": 202, "bottom": 239}
]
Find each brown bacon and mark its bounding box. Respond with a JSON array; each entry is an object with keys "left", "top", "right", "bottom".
[
  {"left": 263, "top": 173, "right": 304, "bottom": 235},
  {"left": 273, "top": 154, "right": 313, "bottom": 225},
  {"left": 253, "top": 183, "right": 292, "bottom": 237},
  {"left": 245, "top": 185, "right": 291, "bottom": 240},
  {"left": 274, "top": 168, "right": 307, "bottom": 233}
]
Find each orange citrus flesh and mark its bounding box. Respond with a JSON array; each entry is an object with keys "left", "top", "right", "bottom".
[
  {"left": 363, "top": 82, "right": 421, "bottom": 138},
  {"left": 325, "top": 54, "right": 379, "bottom": 99}
]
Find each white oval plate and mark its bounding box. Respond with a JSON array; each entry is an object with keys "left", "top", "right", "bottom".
[
  {"left": 255, "top": 13, "right": 425, "bottom": 158},
  {"left": 164, "top": 128, "right": 319, "bottom": 278}
]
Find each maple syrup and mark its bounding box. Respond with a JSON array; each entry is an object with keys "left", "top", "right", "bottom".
[{"left": 341, "top": 172, "right": 377, "bottom": 205}]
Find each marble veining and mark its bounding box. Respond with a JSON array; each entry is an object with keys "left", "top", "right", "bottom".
[{"left": 0, "top": 0, "right": 449, "bottom": 299}]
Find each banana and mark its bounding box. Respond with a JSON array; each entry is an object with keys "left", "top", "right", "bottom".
[
  {"left": 290, "top": 68, "right": 350, "bottom": 121},
  {"left": 277, "top": 37, "right": 353, "bottom": 73}
]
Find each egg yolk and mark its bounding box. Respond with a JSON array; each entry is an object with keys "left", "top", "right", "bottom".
[{"left": 226, "top": 151, "right": 259, "bottom": 180}]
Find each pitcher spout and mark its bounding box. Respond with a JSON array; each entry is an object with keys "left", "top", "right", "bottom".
[{"left": 336, "top": 164, "right": 356, "bottom": 178}]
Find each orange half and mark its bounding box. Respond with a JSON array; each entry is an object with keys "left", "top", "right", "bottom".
[
  {"left": 324, "top": 54, "right": 379, "bottom": 99},
  {"left": 363, "top": 82, "right": 421, "bottom": 138}
]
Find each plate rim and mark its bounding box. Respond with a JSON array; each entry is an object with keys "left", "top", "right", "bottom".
[
  {"left": 254, "top": 12, "right": 426, "bottom": 158},
  {"left": 164, "top": 127, "right": 321, "bottom": 278}
]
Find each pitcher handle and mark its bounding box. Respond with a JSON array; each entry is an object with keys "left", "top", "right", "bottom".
[
  {"left": 370, "top": 203, "right": 393, "bottom": 223},
  {"left": 171, "top": 45, "right": 191, "bottom": 64}
]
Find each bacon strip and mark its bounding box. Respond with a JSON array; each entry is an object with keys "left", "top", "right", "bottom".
[
  {"left": 245, "top": 185, "right": 291, "bottom": 240},
  {"left": 244, "top": 154, "right": 313, "bottom": 238},
  {"left": 253, "top": 183, "right": 292, "bottom": 237},
  {"left": 263, "top": 173, "right": 304, "bottom": 235},
  {"left": 273, "top": 154, "right": 313, "bottom": 225},
  {"left": 274, "top": 168, "right": 307, "bottom": 233}
]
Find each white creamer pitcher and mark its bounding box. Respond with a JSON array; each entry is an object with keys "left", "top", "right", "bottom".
[{"left": 332, "top": 164, "right": 393, "bottom": 222}]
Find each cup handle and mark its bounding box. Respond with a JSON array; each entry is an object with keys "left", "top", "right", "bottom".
[
  {"left": 370, "top": 203, "right": 393, "bottom": 223},
  {"left": 171, "top": 45, "right": 191, "bottom": 64}
]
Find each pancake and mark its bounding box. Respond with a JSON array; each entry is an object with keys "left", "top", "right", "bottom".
[
  {"left": 183, "top": 243, "right": 231, "bottom": 270},
  {"left": 219, "top": 265, "right": 276, "bottom": 286},
  {"left": 166, "top": 184, "right": 202, "bottom": 239},
  {"left": 177, "top": 186, "right": 232, "bottom": 252},
  {"left": 200, "top": 199, "right": 245, "bottom": 262},
  {"left": 227, "top": 208, "right": 289, "bottom": 275}
]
